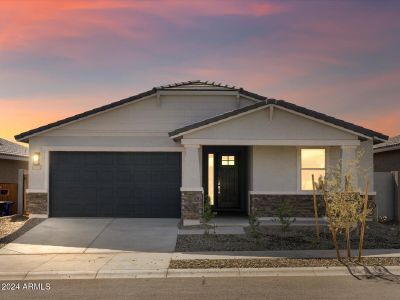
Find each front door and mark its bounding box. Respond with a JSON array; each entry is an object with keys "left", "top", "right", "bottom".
[
  {"left": 217, "top": 153, "right": 239, "bottom": 209},
  {"left": 203, "top": 146, "right": 247, "bottom": 214}
]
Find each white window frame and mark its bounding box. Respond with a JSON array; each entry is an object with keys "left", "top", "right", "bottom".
[{"left": 297, "top": 147, "right": 328, "bottom": 192}]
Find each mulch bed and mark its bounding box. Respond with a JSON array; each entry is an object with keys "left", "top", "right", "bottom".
[
  {"left": 175, "top": 222, "right": 400, "bottom": 252},
  {"left": 170, "top": 257, "right": 400, "bottom": 269},
  {"left": 0, "top": 215, "right": 44, "bottom": 248}
]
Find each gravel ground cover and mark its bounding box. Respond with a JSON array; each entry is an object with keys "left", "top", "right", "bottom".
[
  {"left": 170, "top": 257, "right": 400, "bottom": 269},
  {"left": 176, "top": 222, "right": 400, "bottom": 252},
  {"left": 0, "top": 215, "right": 44, "bottom": 248}
]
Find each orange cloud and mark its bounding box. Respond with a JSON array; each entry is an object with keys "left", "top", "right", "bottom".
[
  {"left": 0, "top": 0, "right": 288, "bottom": 52},
  {"left": 349, "top": 109, "right": 400, "bottom": 138},
  {"left": 0, "top": 97, "right": 97, "bottom": 142}
]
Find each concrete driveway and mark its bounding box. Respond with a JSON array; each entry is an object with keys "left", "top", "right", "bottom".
[{"left": 0, "top": 218, "right": 179, "bottom": 254}]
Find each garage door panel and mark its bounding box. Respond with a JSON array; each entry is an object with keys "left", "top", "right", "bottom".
[{"left": 49, "top": 152, "right": 181, "bottom": 217}]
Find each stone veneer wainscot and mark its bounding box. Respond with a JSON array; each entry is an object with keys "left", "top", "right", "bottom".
[
  {"left": 250, "top": 194, "right": 375, "bottom": 218},
  {"left": 26, "top": 193, "right": 48, "bottom": 215},
  {"left": 181, "top": 191, "right": 203, "bottom": 224}
]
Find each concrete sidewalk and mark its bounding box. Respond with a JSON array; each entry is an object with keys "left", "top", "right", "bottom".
[{"left": 1, "top": 249, "right": 400, "bottom": 280}]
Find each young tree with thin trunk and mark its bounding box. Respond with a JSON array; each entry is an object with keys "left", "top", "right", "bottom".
[{"left": 317, "top": 151, "right": 371, "bottom": 260}]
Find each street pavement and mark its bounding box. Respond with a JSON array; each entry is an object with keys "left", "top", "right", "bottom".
[{"left": 1, "top": 276, "right": 399, "bottom": 300}]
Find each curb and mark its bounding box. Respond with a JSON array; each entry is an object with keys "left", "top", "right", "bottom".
[
  {"left": 1, "top": 266, "right": 399, "bottom": 280},
  {"left": 96, "top": 269, "right": 168, "bottom": 279}
]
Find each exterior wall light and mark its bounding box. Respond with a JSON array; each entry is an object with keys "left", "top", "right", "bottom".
[{"left": 32, "top": 152, "right": 40, "bottom": 166}]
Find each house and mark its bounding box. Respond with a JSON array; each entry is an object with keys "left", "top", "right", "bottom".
[
  {"left": 15, "top": 81, "right": 388, "bottom": 225},
  {"left": 0, "top": 138, "right": 28, "bottom": 214},
  {"left": 374, "top": 134, "right": 400, "bottom": 172},
  {"left": 0, "top": 138, "right": 28, "bottom": 183}
]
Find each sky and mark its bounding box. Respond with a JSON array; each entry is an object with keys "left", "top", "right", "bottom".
[{"left": 1, "top": 0, "right": 400, "bottom": 142}]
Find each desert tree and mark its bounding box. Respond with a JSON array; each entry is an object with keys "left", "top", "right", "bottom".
[{"left": 316, "top": 150, "right": 372, "bottom": 260}]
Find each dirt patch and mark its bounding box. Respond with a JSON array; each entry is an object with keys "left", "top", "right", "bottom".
[
  {"left": 170, "top": 257, "right": 400, "bottom": 269},
  {"left": 0, "top": 215, "right": 44, "bottom": 248},
  {"left": 176, "top": 222, "right": 400, "bottom": 252}
]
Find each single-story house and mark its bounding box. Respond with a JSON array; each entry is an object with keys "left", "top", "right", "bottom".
[
  {"left": 15, "top": 81, "right": 388, "bottom": 225},
  {"left": 374, "top": 134, "right": 400, "bottom": 172},
  {"left": 0, "top": 138, "right": 28, "bottom": 214},
  {"left": 0, "top": 138, "right": 28, "bottom": 183}
]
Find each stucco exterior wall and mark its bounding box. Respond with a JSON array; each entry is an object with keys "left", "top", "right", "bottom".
[
  {"left": 251, "top": 146, "right": 342, "bottom": 192},
  {"left": 27, "top": 94, "right": 253, "bottom": 190},
  {"left": 42, "top": 95, "right": 253, "bottom": 137},
  {"left": 251, "top": 146, "right": 298, "bottom": 192},
  {"left": 184, "top": 107, "right": 357, "bottom": 141},
  {"left": 250, "top": 143, "right": 374, "bottom": 193},
  {"left": 0, "top": 159, "right": 28, "bottom": 183},
  {"left": 358, "top": 140, "right": 374, "bottom": 191}
]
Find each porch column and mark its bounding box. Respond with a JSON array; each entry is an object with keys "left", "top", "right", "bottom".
[
  {"left": 341, "top": 145, "right": 358, "bottom": 189},
  {"left": 181, "top": 144, "right": 203, "bottom": 226}
]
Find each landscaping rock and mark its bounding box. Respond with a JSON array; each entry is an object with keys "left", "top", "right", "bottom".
[{"left": 170, "top": 257, "right": 400, "bottom": 269}]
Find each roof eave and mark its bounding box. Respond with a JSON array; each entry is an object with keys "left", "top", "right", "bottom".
[
  {"left": 0, "top": 154, "right": 29, "bottom": 161},
  {"left": 169, "top": 102, "right": 388, "bottom": 142},
  {"left": 374, "top": 144, "right": 400, "bottom": 153},
  {"left": 15, "top": 88, "right": 158, "bottom": 142}
]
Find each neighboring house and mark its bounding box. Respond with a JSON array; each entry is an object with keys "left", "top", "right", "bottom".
[
  {"left": 374, "top": 134, "right": 400, "bottom": 172},
  {"left": 0, "top": 138, "right": 28, "bottom": 214},
  {"left": 15, "top": 81, "right": 388, "bottom": 225},
  {"left": 0, "top": 138, "right": 28, "bottom": 183}
]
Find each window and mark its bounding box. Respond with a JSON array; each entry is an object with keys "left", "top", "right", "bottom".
[
  {"left": 300, "top": 149, "right": 325, "bottom": 190},
  {"left": 208, "top": 154, "right": 214, "bottom": 205},
  {"left": 221, "top": 155, "right": 235, "bottom": 166}
]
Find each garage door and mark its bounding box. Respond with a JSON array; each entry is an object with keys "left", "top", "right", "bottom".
[{"left": 49, "top": 152, "right": 181, "bottom": 217}]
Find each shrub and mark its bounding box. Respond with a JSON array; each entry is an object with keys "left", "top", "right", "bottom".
[
  {"left": 202, "top": 196, "right": 216, "bottom": 236},
  {"left": 274, "top": 201, "right": 296, "bottom": 236},
  {"left": 248, "top": 213, "right": 262, "bottom": 244}
]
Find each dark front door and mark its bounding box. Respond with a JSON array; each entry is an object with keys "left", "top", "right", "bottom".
[
  {"left": 203, "top": 146, "right": 247, "bottom": 214},
  {"left": 217, "top": 153, "right": 239, "bottom": 209}
]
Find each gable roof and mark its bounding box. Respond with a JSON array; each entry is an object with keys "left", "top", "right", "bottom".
[
  {"left": 15, "top": 80, "right": 264, "bottom": 142},
  {"left": 15, "top": 80, "right": 388, "bottom": 143},
  {"left": 169, "top": 99, "right": 388, "bottom": 142},
  {"left": 374, "top": 134, "right": 400, "bottom": 152},
  {"left": 0, "top": 137, "right": 28, "bottom": 160}
]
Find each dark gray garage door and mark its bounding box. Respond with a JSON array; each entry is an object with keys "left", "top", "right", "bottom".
[{"left": 49, "top": 152, "right": 181, "bottom": 218}]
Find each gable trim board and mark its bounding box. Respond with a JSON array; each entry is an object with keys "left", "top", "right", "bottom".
[{"left": 169, "top": 102, "right": 387, "bottom": 143}]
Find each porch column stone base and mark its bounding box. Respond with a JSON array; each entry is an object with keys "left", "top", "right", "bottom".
[
  {"left": 26, "top": 192, "right": 48, "bottom": 215},
  {"left": 181, "top": 190, "right": 203, "bottom": 226}
]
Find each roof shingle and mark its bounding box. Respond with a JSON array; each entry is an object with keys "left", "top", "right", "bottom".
[
  {"left": 14, "top": 80, "right": 388, "bottom": 143},
  {"left": 0, "top": 138, "right": 28, "bottom": 158},
  {"left": 374, "top": 134, "right": 400, "bottom": 151}
]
